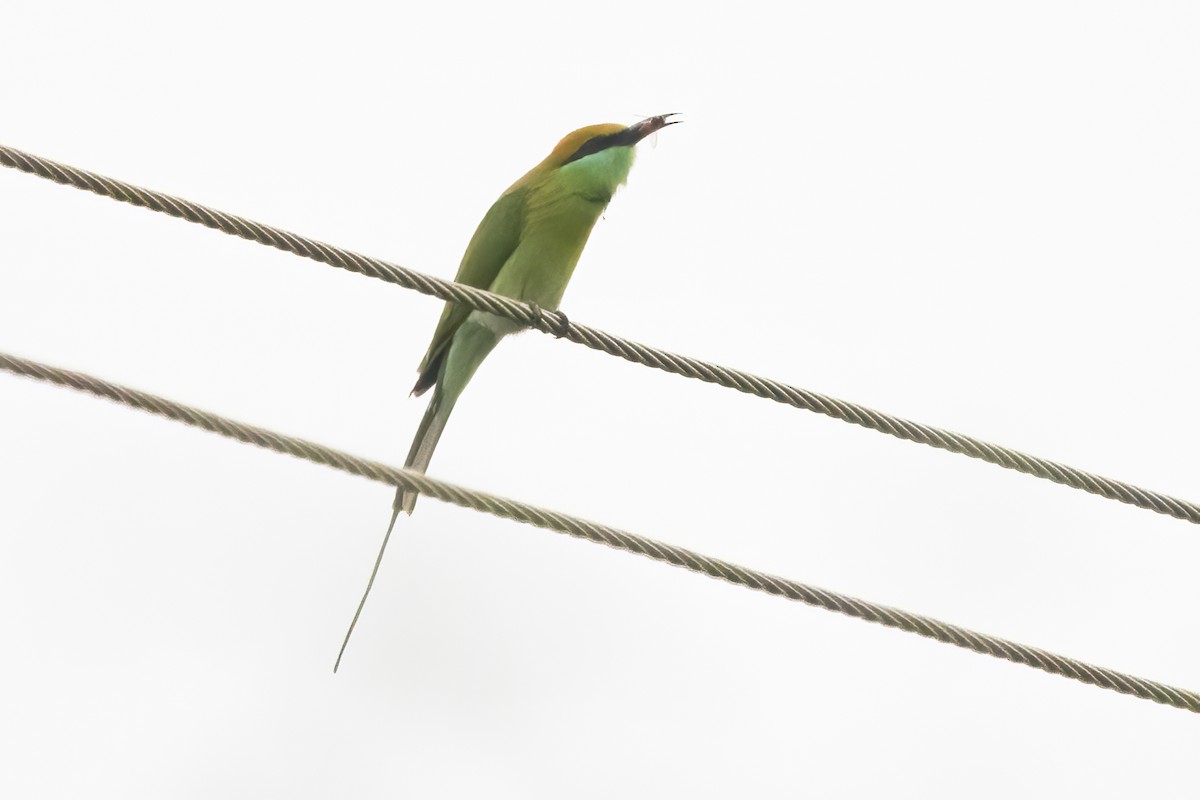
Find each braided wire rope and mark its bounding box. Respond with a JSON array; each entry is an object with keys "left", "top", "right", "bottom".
[
  {"left": 2, "top": 350, "right": 1197, "bottom": 714},
  {"left": 2, "top": 143, "right": 1199, "bottom": 526}
]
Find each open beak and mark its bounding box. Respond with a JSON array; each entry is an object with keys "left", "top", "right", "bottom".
[{"left": 626, "top": 113, "right": 682, "bottom": 144}]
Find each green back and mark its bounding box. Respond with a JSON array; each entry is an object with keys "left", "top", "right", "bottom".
[{"left": 412, "top": 187, "right": 527, "bottom": 393}]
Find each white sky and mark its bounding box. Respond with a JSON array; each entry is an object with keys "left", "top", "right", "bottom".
[{"left": 2, "top": 1, "right": 1199, "bottom": 796}]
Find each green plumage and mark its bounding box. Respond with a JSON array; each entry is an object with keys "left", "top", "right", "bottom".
[
  {"left": 335, "top": 116, "right": 677, "bottom": 672},
  {"left": 397, "top": 136, "right": 639, "bottom": 516}
]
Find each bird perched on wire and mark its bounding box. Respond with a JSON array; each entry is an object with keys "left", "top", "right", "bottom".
[{"left": 335, "top": 114, "right": 680, "bottom": 670}]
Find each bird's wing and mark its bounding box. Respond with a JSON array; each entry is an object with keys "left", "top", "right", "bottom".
[{"left": 412, "top": 186, "right": 527, "bottom": 395}]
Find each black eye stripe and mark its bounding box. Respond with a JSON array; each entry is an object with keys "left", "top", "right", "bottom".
[
  {"left": 563, "top": 134, "right": 617, "bottom": 165},
  {"left": 563, "top": 128, "right": 639, "bottom": 165}
]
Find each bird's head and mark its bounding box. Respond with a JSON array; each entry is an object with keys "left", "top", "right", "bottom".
[
  {"left": 550, "top": 113, "right": 681, "bottom": 167},
  {"left": 515, "top": 114, "right": 680, "bottom": 197}
]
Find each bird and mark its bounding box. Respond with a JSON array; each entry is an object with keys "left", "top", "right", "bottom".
[{"left": 334, "top": 114, "right": 680, "bottom": 670}]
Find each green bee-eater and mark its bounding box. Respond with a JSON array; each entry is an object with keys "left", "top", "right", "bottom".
[{"left": 335, "top": 114, "right": 678, "bottom": 669}]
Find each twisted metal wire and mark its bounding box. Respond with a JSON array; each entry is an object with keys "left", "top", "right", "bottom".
[
  {"left": 3, "top": 143, "right": 1199, "bottom": 526},
  {"left": 2, "top": 350, "right": 1197, "bottom": 714}
]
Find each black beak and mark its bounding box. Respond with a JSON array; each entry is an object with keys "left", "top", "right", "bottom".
[{"left": 625, "top": 113, "right": 682, "bottom": 144}]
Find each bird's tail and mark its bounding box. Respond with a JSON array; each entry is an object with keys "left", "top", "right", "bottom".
[
  {"left": 395, "top": 390, "right": 451, "bottom": 516},
  {"left": 334, "top": 315, "right": 504, "bottom": 671},
  {"left": 333, "top": 392, "right": 451, "bottom": 673}
]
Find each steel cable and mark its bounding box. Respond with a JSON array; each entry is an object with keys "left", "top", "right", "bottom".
[
  {"left": 2, "top": 144, "right": 1198, "bottom": 525},
  {"left": 2, "top": 350, "right": 1197, "bottom": 714}
]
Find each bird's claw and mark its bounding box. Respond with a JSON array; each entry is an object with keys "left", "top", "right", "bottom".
[
  {"left": 550, "top": 309, "right": 570, "bottom": 338},
  {"left": 528, "top": 303, "right": 570, "bottom": 338},
  {"left": 527, "top": 302, "right": 544, "bottom": 330}
]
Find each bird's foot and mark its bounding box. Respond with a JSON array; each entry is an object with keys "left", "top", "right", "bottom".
[
  {"left": 527, "top": 302, "right": 544, "bottom": 331},
  {"left": 528, "top": 303, "right": 571, "bottom": 338},
  {"left": 550, "top": 308, "right": 570, "bottom": 338}
]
